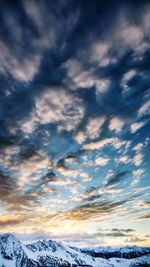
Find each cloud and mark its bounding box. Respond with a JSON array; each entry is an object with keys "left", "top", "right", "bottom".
[
  {"left": 0, "top": 151, "right": 56, "bottom": 213},
  {"left": 104, "top": 171, "right": 131, "bottom": 187},
  {"left": 112, "top": 228, "right": 135, "bottom": 233},
  {"left": 95, "top": 157, "right": 109, "bottom": 166},
  {"left": 75, "top": 115, "right": 105, "bottom": 143},
  {"left": 130, "top": 121, "right": 145, "bottom": 133},
  {"left": 133, "top": 153, "right": 144, "bottom": 167},
  {"left": 0, "top": 215, "right": 25, "bottom": 227},
  {"left": 117, "top": 156, "right": 130, "bottom": 164},
  {"left": 14, "top": 231, "right": 105, "bottom": 247},
  {"left": 21, "top": 88, "right": 85, "bottom": 134},
  {"left": 133, "top": 143, "right": 144, "bottom": 152},
  {"left": 135, "top": 214, "right": 150, "bottom": 221},
  {"left": 132, "top": 169, "right": 144, "bottom": 180},
  {"left": 63, "top": 198, "right": 133, "bottom": 222},
  {"left": 0, "top": 0, "right": 80, "bottom": 84},
  {"left": 132, "top": 169, "right": 144, "bottom": 185},
  {"left": 0, "top": 40, "right": 41, "bottom": 82},
  {"left": 121, "top": 69, "right": 136, "bottom": 92},
  {"left": 83, "top": 137, "right": 126, "bottom": 151},
  {"left": 85, "top": 116, "right": 105, "bottom": 140},
  {"left": 0, "top": 0, "right": 150, "bottom": 247},
  {"left": 125, "top": 237, "right": 146, "bottom": 243},
  {"left": 139, "top": 201, "right": 150, "bottom": 208},
  {"left": 95, "top": 228, "right": 134, "bottom": 238},
  {"left": 109, "top": 117, "right": 126, "bottom": 133},
  {"left": 138, "top": 100, "right": 150, "bottom": 116},
  {"left": 90, "top": 41, "right": 109, "bottom": 63}
]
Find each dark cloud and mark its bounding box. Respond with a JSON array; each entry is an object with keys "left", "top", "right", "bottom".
[
  {"left": 125, "top": 237, "right": 146, "bottom": 243},
  {"left": 105, "top": 171, "right": 131, "bottom": 187},
  {"left": 96, "top": 231, "right": 129, "bottom": 238},
  {"left": 94, "top": 228, "right": 136, "bottom": 238},
  {"left": 135, "top": 214, "right": 150, "bottom": 221},
  {"left": 0, "top": 171, "right": 14, "bottom": 197},
  {"left": 64, "top": 198, "right": 134, "bottom": 221},
  {"left": 112, "top": 228, "right": 135, "bottom": 233},
  {"left": 0, "top": 160, "right": 55, "bottom": 213}
]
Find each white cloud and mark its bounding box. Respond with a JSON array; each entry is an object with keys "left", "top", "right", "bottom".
[
  {"left": 133, "top": 169, "right": 144, "bottom": 178},
  {"left": 142, "top": 5, "right": 150, "bottom": 38},
  {"left": 83, "top": 137, "right": 126, "bottom": 151},
  {"left": 0, "top": 41, "right": 41, "bottom": 82},
  {"left": 75, "top": 131, "right": 86, "bottom": 144},
  {"left": 0, "top": 0, "right": 79, "bottom": 83},
  {"left": 109, "top": 117, "right": 125, "bottom": 133},
  {"left": 133, "top": 153, "right": 144, "bottom": 167},
  {"left": 96, "top": 79, "right": 110, "bottom": 95},
  {"left": 21, "top": 88, "right": 84, "bottom": 133},
  {"left": 65, "top": 57, "right": 111, "bottom": 95},
  {"left": 85, "top": 116, "right": 105, "bottom": 139},
  {"left": 112, "top": 12, "right": 145, "bottom": 52},
  {"left": 132, "top": 169, "right": 144, "bottom": 185},
  {"left": 90, "top": 41, "right": 109, "bottom": 63},
  {"left": 83, "top": 138, "right": 111, "bottom": 150},
  {"left": 64, "top": 59, "right": 94, "bottom": 89},
  {"left": 16, "top": 153, "right": 50, "bottom": 189},
  {"left": 123, "top": 70, "right": 136, "bottom": 81},
  {"left": 56, "top": 167, "right": 79, "bottom": 178},
  {"left": 130, "top": 121, "right": 145, "bottom": 133},
  {"left": 80, "top": 172, "right": 92, "bottom": 182},
  {"left": 122, "top": 69, "right": 136, "bottom": 92},
  {"left": 117, "top": 156, "right": 130, "bottom": 164},
  {"left": 95, "top": 157, "right": 109, "bottom": 166},
  {"left": 133, "top": 143, "right": 144, "bottom": 152},
  {"left": 120, "top": 25, "right": 143, "bottom": 48},
  {"left": 138, "top": 100, "right": 150, "bottom": 116},
  {"left": 75, "top": 116, "right": 105, "bottom": 144}
]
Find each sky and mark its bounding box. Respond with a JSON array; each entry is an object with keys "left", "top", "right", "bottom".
[{"left": 0, "top": 0, "right": 150, "bottom": 248}]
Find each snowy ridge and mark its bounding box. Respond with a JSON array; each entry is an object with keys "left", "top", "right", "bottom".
[
  {"left": 0, "top": 233, "right": 150, "bottom": 267},
  {"left": 82, "top": 245, "right": 150, "bottom": 259}
]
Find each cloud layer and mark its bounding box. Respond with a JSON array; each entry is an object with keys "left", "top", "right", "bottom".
[{"left": 0, "top": 0, "right": 150, "bottom": 247}]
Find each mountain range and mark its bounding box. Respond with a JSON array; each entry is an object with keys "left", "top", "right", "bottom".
[{"left": 0, "top": 233, "right": 150, "bottom": 267}]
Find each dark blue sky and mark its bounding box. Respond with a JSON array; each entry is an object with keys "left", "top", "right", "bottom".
[{"left": 0, "top": 0, "right": 150, "bottom": 247}]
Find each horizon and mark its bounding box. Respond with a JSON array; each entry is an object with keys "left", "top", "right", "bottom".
[
  {"left": 0, "top": 232, "right": 149, "bottom": 249},
  {"left": 0, "top": 0, "right": 150, "bottom": 248}
]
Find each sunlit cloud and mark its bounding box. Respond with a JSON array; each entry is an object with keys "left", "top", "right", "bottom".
[{"left": 0, "top": 215, "right": 25, "bottom": 227}]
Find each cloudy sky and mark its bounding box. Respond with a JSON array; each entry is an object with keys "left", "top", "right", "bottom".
[{"left": 0, "top": 0, "right": 150, "bottom": 247}]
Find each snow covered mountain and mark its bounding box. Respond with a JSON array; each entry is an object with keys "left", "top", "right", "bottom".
[{"left": 0, "top": 233, "right": 150, "bottom": 267}]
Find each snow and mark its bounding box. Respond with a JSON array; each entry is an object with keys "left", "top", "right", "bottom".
[{"left": 0, "top": 233, "right": 149, "bottom": 267}]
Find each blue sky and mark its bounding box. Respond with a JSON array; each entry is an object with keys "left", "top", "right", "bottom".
[{"left": 0, "top": 0, "right": 150, "bottom": 247}]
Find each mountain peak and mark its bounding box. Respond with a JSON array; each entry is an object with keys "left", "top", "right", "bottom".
[
  {"left": 0, "top": 233, "right": 17, "bottom": 240},
  {"left": 0, "top": 233, "right": 20, "bottom": 246}
]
